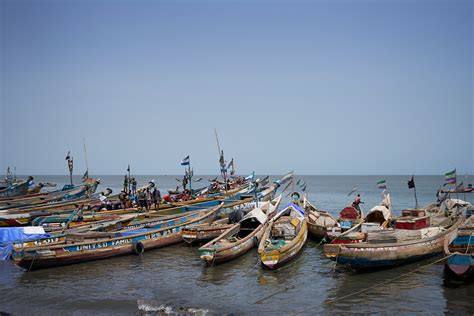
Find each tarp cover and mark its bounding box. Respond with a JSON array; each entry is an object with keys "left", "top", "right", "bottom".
[
  {"left": 277, "top": 203, "right": 305, "bottom": 219},
  {"left": 0, "top": 227, "right": 50, "bottom": 260},
  {"left": 240, "top": 208, "right": 267, "bottom": 224}
]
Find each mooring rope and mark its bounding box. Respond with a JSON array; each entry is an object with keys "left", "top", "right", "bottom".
[
  {"left": 254, "top": 285, "right": 296, "bottom": 304},
  {"left": 292, "top": 253, "right": 455, "bottom": 315}
]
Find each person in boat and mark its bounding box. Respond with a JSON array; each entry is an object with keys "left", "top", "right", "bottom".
[
  {"left": 182, "top": 175, "right": 188, "bottom": 191},
  {"left": 118, "top": 190, "right": 128, "bottom": 208},
  {"left": 352, "top": 194, "right": 364, "bottom": 215},
  {"left": 76, "top": 204, "right": 85, "bottom": 222},
  {"left": 131, "top": 178, "right": 137, "bottom": 195},
  {"left": 291, "top": 192, "right": 302, "bottom": 206},
  {"left": 99, "top": 192, "right": 109, "bottom": 210},
  {"left": 138, "top": 189, "right": 148, "bottom": 211},
  {"left": 146, "top": 188, "right": 152, "bottom": 210},
  {"left": 152, "top": 187, "right": 161, "bottom": 210},
  {"left": 27, "top": 176, "right": 35, "bottom": 188},
  {"left": 123, "top": 175, "right": 129, "bottom": 193}
]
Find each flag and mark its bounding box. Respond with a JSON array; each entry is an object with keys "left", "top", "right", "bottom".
[
  {"left": 376, "top": 180, "right": 386, "bottom": 189},
  {"left": 301, "top": 184, "right": 307, "bottom": 192},
  {"left": 298, "top": 181, "right": 306, "bottom": 191},
  {"left": 181, "top": 155, "right": 190, "bottom": 166},
  {"left": 445, "top": 169, "right": 456, "bottom": 184},
  {"left": 219, "top": 151, "right": 225, "bottom": 167},
  {"left": 408, "top": 175, "right": 415, "bottom": 189},
  {"left": 82, "top": 170, "right": 89, "bottom": 181},
  {"left": 227, "top": 158, "right": 234, "bottom": 170},
  {"left": 127, "top": 164, "right": 130, "bottom": 173},
  {"left": 455, "top": 181, "right": 464, "bottom": 190},
  {"left": 65, "top": 151, "right": 71, "bottom": 161},
  {"left": 348, "top": 186, "right": 357, "bottom": 196}
]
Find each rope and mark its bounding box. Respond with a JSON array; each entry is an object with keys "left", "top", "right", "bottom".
[
  {"left": 465, "top": 235, "right": 472, "bottom": 254},
  {"left": 28, "top": 252, "right": 38, "bottom": 272},
  {"left": 292, "top": 253, "right": 455, "bottom": 315},
  {"left": 254, "top": 285, "right": 296, "bottom": 304},
  {"left": 242, "top": 256, "right": 261, "bottom": 276}
]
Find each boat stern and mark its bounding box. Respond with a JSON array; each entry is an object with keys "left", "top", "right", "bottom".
[
  {"left": 259, "top": 250, "right": 280, "bottom": 269},
  {"left": 323, "top": 244, "right": 341, "bottom": 260}
]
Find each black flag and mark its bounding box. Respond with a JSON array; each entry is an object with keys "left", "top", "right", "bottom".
[
  {"left": 127, "top": 164, "right": 130, "bottom": 173},
  {"left": 408, "top": 175, "right": 415, "bottom": 189}
]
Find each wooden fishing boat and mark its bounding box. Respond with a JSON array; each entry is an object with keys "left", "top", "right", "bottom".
[
  {"left": 258, "top": 202, "right": 307, "bottom": 269},
  {"left": 441, "top": 185, "right": 473, "bottom": 194},
  {"left": 15, "top": 199, "right": 251, "bottom": 251},
  {"left": 0, "top": 183, "right": 256, "bottom": 227},
  {"left": 323, "top": 199, "right": 468, "bottom": 269},
  {"left": 303, "top": 196, "right": 338, "bottom": 240},
  {"left": 16, "top": 212, "right": 202, "bottom": 249},
  {"left": 444, "top": 214, "right": 474, "bottom": 279},
  {"left": 0, "top": 181, "right": 100, "bottom": 210},
  {"left": 199, "top": 196, "right": 281, "bottom": 265},
  {"left": 12, "top": 204, "right": 224, "bottom": 270},
  {"left": 329, "top": 193, "right": 392, "bottom": 244},
  {"left": 0, "top": 181, "right": 29, "bottom": 198},
  {"left": 182, "top": 174, "right": 290, "bottom": 245},
  {"left": 182, "top": 218, "right": 234, "bottom": 245},
  {"left": 326, "top": 204, "right": 364, "bottom": 241}
]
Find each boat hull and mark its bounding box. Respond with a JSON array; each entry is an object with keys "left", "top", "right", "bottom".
[
  {"left": 307, "top": 222, "right": 327, "bottom": 240},
  {"left": 445, "top": 253, "right": 474, "bottom": 279},
  {"left": 199, "top": 226, "right": 263, "bottom": 265},
  {"left": 324, "top": 216, "right": 463, "bottom": 270},
  {"left": 13, "top": 206, "right": 222, "bottom": 270},
  {"left": 0, "top": 181, "right": 29, "bottom": 198},
  {"left": 260, "top": 221, "right": 307, "bottom": 270}
]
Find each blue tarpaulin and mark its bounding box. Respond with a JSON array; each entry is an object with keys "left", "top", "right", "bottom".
[
  {"left": 117, "top": 228, "right": 152, "bottom": 237},
  {"left": 0, "top": 227, "right": 50, "bottom": 260}
]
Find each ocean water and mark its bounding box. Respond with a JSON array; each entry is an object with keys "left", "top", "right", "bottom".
[{"left": 0, "top": 175, "right": 473, "bottom": 315}]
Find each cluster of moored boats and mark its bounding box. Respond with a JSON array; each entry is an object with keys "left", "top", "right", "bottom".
[{"left": 0, "top": 172, "right": 472, "bottom": 279}]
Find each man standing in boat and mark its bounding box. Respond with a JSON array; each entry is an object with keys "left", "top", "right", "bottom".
[
  {"left": 152, "top": 187, "right": 161, "bottom": 210},
  {"left": 352, "top": 194, "right": 364, "bottom": 215}
]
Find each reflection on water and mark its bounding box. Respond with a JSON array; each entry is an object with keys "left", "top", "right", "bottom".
[{"left": 1, "top": 176, "right": 473, "bottom": 314}]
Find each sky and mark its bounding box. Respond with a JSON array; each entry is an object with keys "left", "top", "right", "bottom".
[{"left": 0, "top": 0, "right": 472, "bottom": 176}]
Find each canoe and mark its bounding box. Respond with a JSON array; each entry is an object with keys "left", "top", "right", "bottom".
[
  {"left": 199, "top": 196, "right": 281, "bottom": 265},
  {"left": 16, "top": 212, "right": 203, "bottom": 249},
  {"left": 258, "top": 202, "right": 307, "bottom": 269},
  {"left": 329, "top": 193, "right": 392, "bottom": 244},
  {"left": 0, "top": 183, "right": 255, "bottom": 227},
  {"left": 326, "top": 205, "right": 364, "bottom": 241},
  {"left": 303, "top": 196, "right": 338, "bottom": 240},
  {"left": 0, "top": 180, "right": 100, "bottom": 210},
  {"left": 0, "top": 181, "right": 29, "bottom": 198},
  {"left": 12, "top": 203, "right": 224, "bottom": 270},
  {"left": 14, "top": 199, "right": 251, "bottom": 251},
  {"left": 182, "top": 174, "right": 290, "bottom": 245},
  {"left": 182, "top": 218, "right": 233, "bottom": 245},
  {"left": 444, "top": 215, "right": 474, "bottom": 278},
  {"left": 323, "top": 199, "right": 469, "bottom": 270}
]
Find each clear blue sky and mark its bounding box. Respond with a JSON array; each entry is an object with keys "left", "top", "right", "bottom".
[{"left": 1, "top": 0, "right": 472, "bottom": 175}]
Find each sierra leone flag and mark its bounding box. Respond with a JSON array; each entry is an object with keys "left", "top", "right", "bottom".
[
  {"left": 445, "top": 169, "right": 456, "bottom": 184},
  {"left": 181, "top": 155, "right": 190, "bottom": 166},
  {"left": 376, "top": 180, "right": 387, "bottom": 189}
]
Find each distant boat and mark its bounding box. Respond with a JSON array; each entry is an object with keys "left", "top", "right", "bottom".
[{"left": 0, "top": 181, "right": 29, "bottom": 198}]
